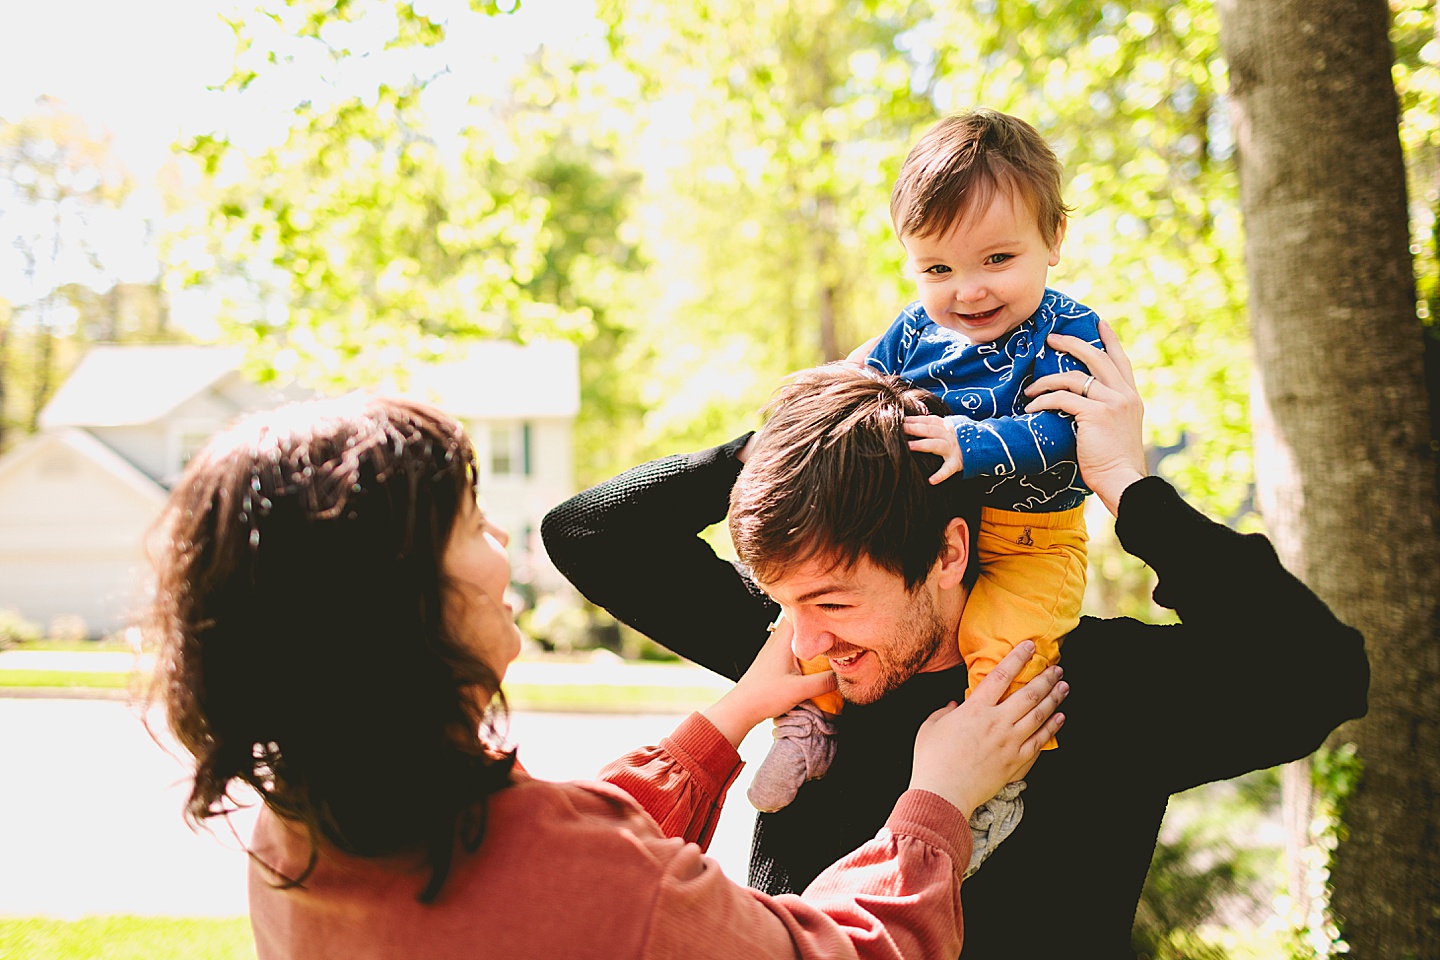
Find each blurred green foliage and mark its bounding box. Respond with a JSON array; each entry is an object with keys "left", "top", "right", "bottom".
[
  {"left": 164, "top": 0, "right": 1439, "bottom": 517},
  {"left": 0, "top": 916, "right": 256, "bottom": 960},
  {"left": 1133, "top": 769, "right": 1284, "bottom": 960},
  {"left": 0, "top": 607, "right": 42, "bottom": 649}
]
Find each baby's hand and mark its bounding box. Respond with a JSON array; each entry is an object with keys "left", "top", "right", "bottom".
[{"left": 904, "top": 415, "right": 963, "bottom": 484}]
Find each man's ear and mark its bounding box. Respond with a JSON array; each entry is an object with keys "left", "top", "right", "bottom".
[{"left": 933, "top": 517, "right": 971, "bottom": 590}]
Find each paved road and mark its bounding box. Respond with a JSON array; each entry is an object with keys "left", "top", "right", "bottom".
[{"left": 0, "top": 699, "right": 771, "bottom": 918}]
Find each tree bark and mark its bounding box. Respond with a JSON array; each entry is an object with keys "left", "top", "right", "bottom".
[
  {"left": 29, "top": 312, "right": 54, "bottom": 434},
  {"left": 1217, "top": 0, "right": 1440, "bottom": 955}
]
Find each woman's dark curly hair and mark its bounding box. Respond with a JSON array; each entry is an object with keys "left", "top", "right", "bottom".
[{"left": 144, "top": 394, "right": 516, "bottom": 902}]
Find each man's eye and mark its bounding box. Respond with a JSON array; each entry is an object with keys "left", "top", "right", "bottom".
[{"left": 818, "top": 603, "right": 848, "bottom": 612}]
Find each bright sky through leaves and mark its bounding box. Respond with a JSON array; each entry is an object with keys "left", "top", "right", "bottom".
[{"left": 0, "top": 0, "right": 600, "bottom": 310}]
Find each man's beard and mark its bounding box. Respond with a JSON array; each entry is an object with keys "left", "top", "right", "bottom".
[{"left": 835, "top": 588, "right": 950, "bottom": 705}]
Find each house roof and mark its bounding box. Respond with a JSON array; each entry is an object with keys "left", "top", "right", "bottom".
[
  {"left": 37, "top": 340, "right": 582, "bottom": 429},
  {"left": 39, "top": 344, "right": 247, "bottom": 429},
  {"left": 0, "top": 427, "right": 169, "bottom": 506},
  {"left": 401, "top": 340, "right": 581, "bottom": 419}
]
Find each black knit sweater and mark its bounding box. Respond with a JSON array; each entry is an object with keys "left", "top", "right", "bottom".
[{"left": 541, "top": 435, "right": 1369, "bottom": 959}]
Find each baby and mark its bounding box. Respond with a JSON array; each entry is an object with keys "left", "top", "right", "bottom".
[{"left": 749, "top": 110, "right": 1103, "bottom": 857}]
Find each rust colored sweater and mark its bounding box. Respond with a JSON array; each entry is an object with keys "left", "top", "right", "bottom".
[{"left": 248, "top": 712, "right": 972, "bottom": 960}]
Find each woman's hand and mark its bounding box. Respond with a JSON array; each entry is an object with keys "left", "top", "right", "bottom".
[
  {"left": 702, "top": 616, "right": 837, "bottom": 748},
  {"left": 1023, "top": 320, "right": 1147, "bottom": 516},
  {"left": 907, "top": 642, "right": 1068, "bottom": 818}
]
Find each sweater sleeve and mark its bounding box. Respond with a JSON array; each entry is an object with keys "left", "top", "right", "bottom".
[
  {"left": 1093, "top": 476, "right": 1370, "bottom": 792},
  {"left": 597, "top": 712, "right": 744, "bottom": 850},
  {"left": 948, "top": 409, "right": 1082, "bottom": 481},
  {"left": 541, "top": 434, "right": 777, "bottom": 680},
  {"left": 640, "top": 790, "right": 972, "bottom": 960},
  {"left": 949, "top": 298, "right": 1100, "bottom": 483}
]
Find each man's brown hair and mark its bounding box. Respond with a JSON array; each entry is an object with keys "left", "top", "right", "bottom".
[
  {"left": 730, "top": 364, "right": 982, "bottom": 592},
  {"left": 890, "top": 108, "right": 1070, "bottom": 246}
]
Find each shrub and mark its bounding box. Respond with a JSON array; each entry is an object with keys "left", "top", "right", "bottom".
[
  {"left": 0, "top": 608, "right": 42, "bottom": 650},
  {"left": 47, "top": 614, "right": 89, "bottom": 643}
]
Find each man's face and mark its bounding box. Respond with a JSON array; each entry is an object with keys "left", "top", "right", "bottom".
[{"left": 759, "top": 554, "right": 963, "bottom": 705}]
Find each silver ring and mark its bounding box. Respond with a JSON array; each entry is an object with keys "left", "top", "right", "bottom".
[{"left": 1081, "top": 375, "right": 1096, "bottom": 398}]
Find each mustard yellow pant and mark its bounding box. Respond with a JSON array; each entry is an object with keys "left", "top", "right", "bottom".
[{"left": 801, "top": 504, "right": 1088, "bottom": 748}]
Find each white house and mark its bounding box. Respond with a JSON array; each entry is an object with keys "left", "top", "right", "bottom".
[{"left": 0, "top": 341, "right": 579, "bottom": 637}]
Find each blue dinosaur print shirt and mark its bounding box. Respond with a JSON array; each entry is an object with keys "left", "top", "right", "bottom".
[{"left": 865, "top": 288, "right": 1103, "bottom": 512}]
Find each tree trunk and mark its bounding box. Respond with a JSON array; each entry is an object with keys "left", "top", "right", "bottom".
[
  {"left": 29, "top": 306, "right": 54, "bottom": 434},
  {"left": 1217, "top": 0, "right": 1440, "bottom": 956}
]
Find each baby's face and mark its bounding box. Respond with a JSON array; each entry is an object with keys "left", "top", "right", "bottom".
[{"left": 901, "top": 190, "right": 1063, "bottom": 344}]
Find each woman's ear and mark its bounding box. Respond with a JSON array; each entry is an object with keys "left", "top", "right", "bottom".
[{"left": 933, "top": 517, "right": 972, "bottom": 590}]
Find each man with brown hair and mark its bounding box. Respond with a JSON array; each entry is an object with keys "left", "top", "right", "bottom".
[
  {"left": 542, "top": 329, "right": 1368, "bottom": 958},
  {"left": 727, "top": 365, "right": 982, "bottom": 709},
  {"left": 747, "top": 109, "right": 1103, "bottom": 814}
]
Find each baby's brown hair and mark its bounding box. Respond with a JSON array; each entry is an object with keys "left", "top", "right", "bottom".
[{"left": 890, "top": 109, "right": 1070, "bottom": 246}]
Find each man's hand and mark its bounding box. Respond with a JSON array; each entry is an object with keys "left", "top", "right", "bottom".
[
  {"left": 844, "top": 335, "right": 882, "bottom": 365},
  {"left": 904, "top": 415, "right": 964, "bottom": 484},
  {"left": 702, "top": 616, "right": 836, "bottom": 748},
  {"left": 1023, "top": 319, "right": 1146, "bottom": 516},
  {"left": 907, "top": 642, "right": 1067, "bottom": 818}
]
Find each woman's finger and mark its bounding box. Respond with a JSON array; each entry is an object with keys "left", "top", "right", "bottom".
[
  {"left": 1096, "top": 320, "right": 1136, "bottom": 390},
  {"left": 1045, "top": 332, "right": 1117, "bottom": 383},
  {"left": 992, "top": 664, "right": 1063, "bottom": 726},
  {"left": 1015, "top": 712, "right": 1066, "bottom": 775},
  {"left": 1024, "top": 369, "right": 1102, "bottom": 401},
  {"left": 1023, "top": 389, "right": 1080, "bottom": 417},
  {"left": 967, "top": 641, "right": 1037, "bottom": 707},
  {"left": 1020, "top": 677, "right": 1068, "bottom": 736}
]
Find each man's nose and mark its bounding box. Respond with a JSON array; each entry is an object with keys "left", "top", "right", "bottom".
[{"left": 788, "top": 612, "right": 835, "bottom": 661}]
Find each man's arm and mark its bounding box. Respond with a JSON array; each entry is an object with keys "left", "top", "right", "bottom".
[
  {"left": 540, "top": 434, "right": 777, "bottom": 681},
  {"left": 1097, "top": 476, "right": 1369, "bottom": 792},
  {"left": 1025, "top": 324, "right": 1368, "bottom": 793}
]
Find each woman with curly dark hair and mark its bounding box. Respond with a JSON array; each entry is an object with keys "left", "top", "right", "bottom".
[{"left": 144, "top": 393, "right": 1065, "bottom": 960}]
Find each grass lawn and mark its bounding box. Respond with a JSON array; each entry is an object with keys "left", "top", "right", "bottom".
[
  {"left": 503, "top": 682, "right": 719, "bottom": 713},
  {"left": 0, "top": 671, "right": 132, "bottom": 690},
  {"left": 0, "top": 670, "right": 717, "bottom": 712},
  {"left": 0, "top": 916, "right": 256, "bottom": 960},
  {"left": 11, "top": 639, "right": 137, "bottom": 653}
]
